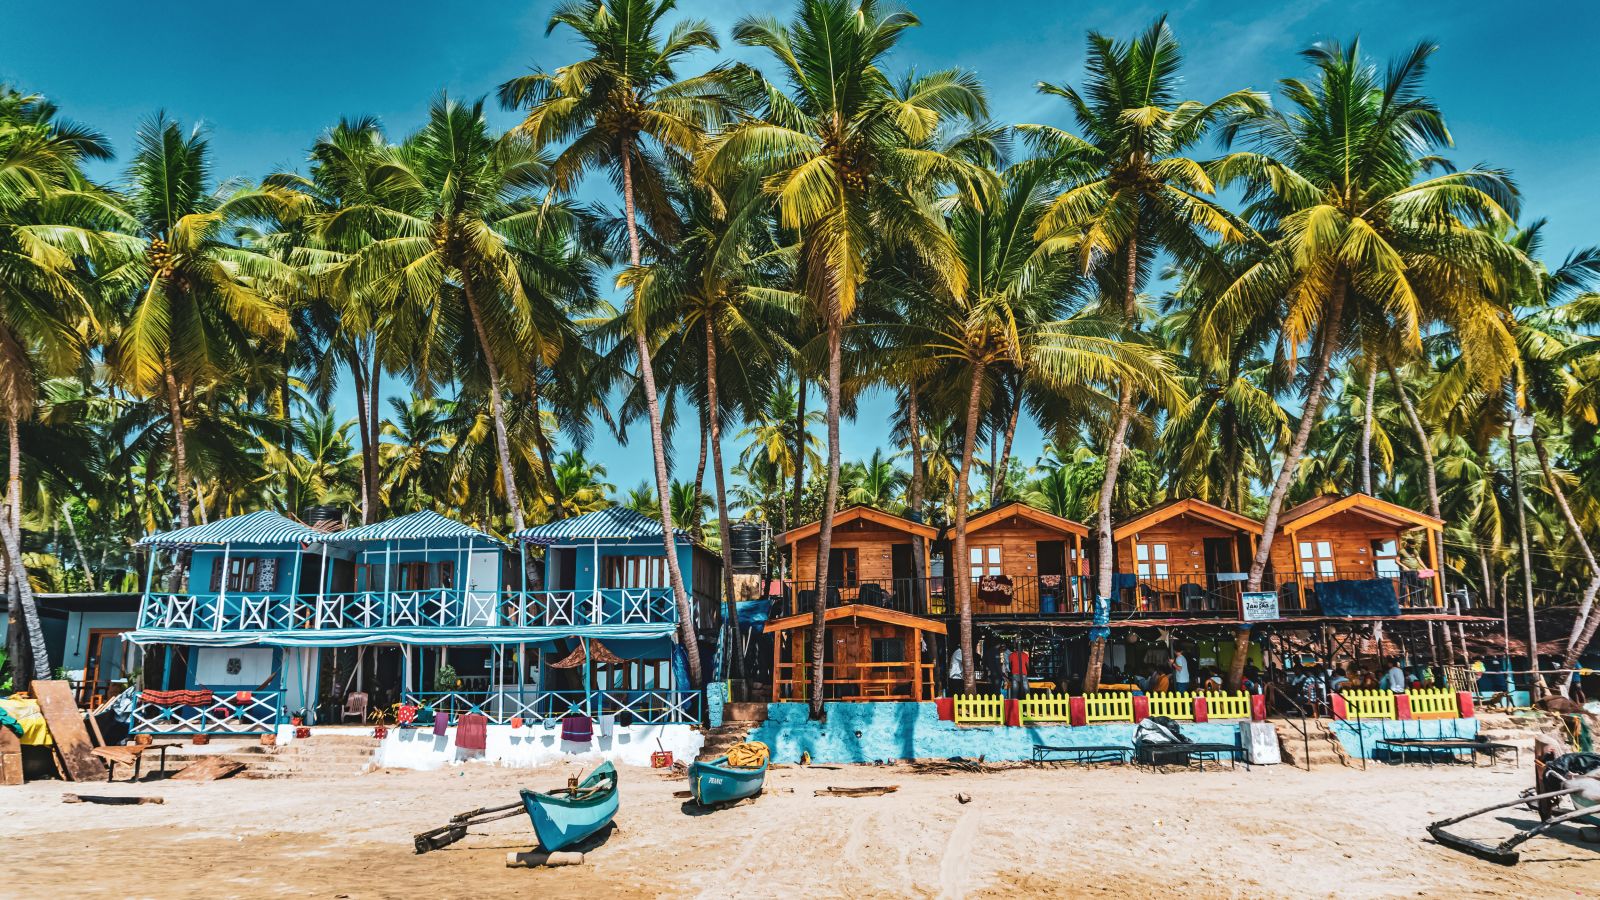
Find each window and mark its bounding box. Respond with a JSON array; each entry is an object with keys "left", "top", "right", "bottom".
[
  {"left": 604, "top": 555, "right": 667, "bottom": 589},
  {"left": 210, "top": 556, "right": 273, "bottom": 592},
  {"left": 1372, "top": 539, "right": 1400, "bottom": 577},
  {"left": 827, "top": 548, "right": 858, "bottom": 587},
  {"left": 1136, "top": 543, "right": 1169, "bottom": 578},
  {"left": 871, "top": 637, "right": 906, "bottom": 663},
  {"left": 1299, "top": 540, "right": 1335, "bottom": 577},
  {"left": 968, "top": 546, "right": 1003, "bottom": 580}
]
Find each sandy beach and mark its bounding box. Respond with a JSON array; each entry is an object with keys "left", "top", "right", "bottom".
[{"left": 3, "top": 758, "right": 1592, "bottom": 898}]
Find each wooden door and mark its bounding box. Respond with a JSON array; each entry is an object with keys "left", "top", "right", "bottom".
[{"left": 82, "top": 628, "right": 129, "bottom": 707}]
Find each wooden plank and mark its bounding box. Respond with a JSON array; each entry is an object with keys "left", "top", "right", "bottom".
[
  {"left": 815, "top": 785, "right": 898, "bottom": 797},
  {"left": 63, "top": 793, "right": 164, "bottom": 805},
  {"left": 0, "top": 728, "right": 21, "bottom": 786},
  {"left": 169, "top": 757, "right": 245, "bottom": 782},
  {"left": 505, "top": 850, "right": 584, "bottom": 868},
  {"left": 31, "top": 680, "right": 103, "bottom": 782}
]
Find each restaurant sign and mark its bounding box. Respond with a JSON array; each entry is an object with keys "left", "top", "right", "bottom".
[{"left": 1241, "top": 591, "right": 1279, "bottom": 622}]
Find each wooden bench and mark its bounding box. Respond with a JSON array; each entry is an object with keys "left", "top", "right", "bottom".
[
  {"left": 91, "top": 743, "right": 183, "bottom": 782},
  {"left": 1032, "top": 743, "right": 1132, "bottom": 765}
]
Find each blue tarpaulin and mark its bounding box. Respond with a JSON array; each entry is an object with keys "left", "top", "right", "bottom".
[
  {"left": 1314, "top": 579, "right": 1401, "bottom": 617},
  {"left": 735, "top": 599, "right": 773, "bottom": 626}
]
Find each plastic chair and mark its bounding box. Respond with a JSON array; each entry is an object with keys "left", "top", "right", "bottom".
[{"left": 341, "top": 691, "right": 369, "bottom": 723}]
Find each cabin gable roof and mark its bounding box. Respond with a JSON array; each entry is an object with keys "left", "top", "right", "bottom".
[
  {"left": 966, "top": 501, "right": 1089, "bottom": 537},
  {"left": 1280, "top": 493, "right": 1442, "bottom": 533},
  {"left": 764, "top": 603, "right": 947, "bottom": 634},
  {"left": 777, "top": 505, "right": 938, "bottom": 546},
  {"left": 1112, "top": 497, "right": 1263, "bottom": 542}
]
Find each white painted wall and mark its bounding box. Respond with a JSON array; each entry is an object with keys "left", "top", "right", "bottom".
[
  {"left": 322, "top": 723, "right": 705, "bottom": 770},
  {"left": 194, "top": 647, "right": 276, "bottom": 686}
]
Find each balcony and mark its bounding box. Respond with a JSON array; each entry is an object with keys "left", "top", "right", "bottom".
[
  {"left": 776, "top": 577, "right": 947, "bottom": 618},
  {"left": 400, "top": 688, "right": 700, "bottom": 726},
  {"left": 137, "top": 587, "right": 680, "bottom": 633}
]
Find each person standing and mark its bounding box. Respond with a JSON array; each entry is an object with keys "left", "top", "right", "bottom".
[
  {"left": 1384, "top": 659, "right": 1407, "bottom": 693},
  {"left": 1007, "top": 645, "right": 1031, "bottom": 697},
  {"left": 948, "top": 647, "right": 965, "bottom": 697},
  {"left": 1173, "top": 649, "right": 1191, "bottom": 693}
]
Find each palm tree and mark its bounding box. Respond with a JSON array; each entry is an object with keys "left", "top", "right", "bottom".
[
  {"left": 107, "top": 114, "right": 302, "bottom": 535},
  {"left": 379, "top": 395, "right": 453, "bottom": 513},
  {"left": 0, "top": 86, "right": 121, "bottom": 683},
  {"left": 549, "top": 450, "right": 615, "bottom": 516},
  {"left": 738, "top": 383, "right": 821, "bottom": 536},
  {"left": 1209, "top": 39, "right": 1520, "bottom": 687},
  {"left": 1023, "top": 18, "right": 1264, "bottom": 690},
  {"left": 503, "top": 0, "right": 740, "bottom": 685},
  {"left": 711, "top": 0, "right": 988, "bottom": 714},
  {"left": 842, "top": 449, "right": 906, "bottom": 510},
  {"left": 335, "top": 97, "right": 581, "bottom": 536},
  {"left": 884, "top": 158, "right": 1176, "bottom": 692}
]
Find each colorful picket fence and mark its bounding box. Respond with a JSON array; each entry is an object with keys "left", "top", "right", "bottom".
[
  {"left": 1407, "top": 688, "right": 1460, "bottom": 719},
  {"left": 1148, "top": 691, "right": 1195, "bottom": 721},
  {"left": 1018, "top": 693, "right": 1072, "bottom": 723},
  {"left": 954, "top": 693, "right": 1005, "bottom": 724},
  {"left": 1339, "top": 689, "right": 1397, "bottom": 720},
  {"left": 1084, "top": 692, "right": 1134, "bottom": 723},
  {"left": 1197, "top": 691, "right": 1252, "bottom": 720}
]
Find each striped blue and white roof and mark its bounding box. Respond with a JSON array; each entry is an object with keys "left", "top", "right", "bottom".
[
  {"left": 513, "top": 506, "right": 682, "bottom": 545},
  {"left": 138, "top": 510, "right": 324, "bottom": 548},
  {"left": 316, "top": 509, "right": 504, "bottom": 545}
]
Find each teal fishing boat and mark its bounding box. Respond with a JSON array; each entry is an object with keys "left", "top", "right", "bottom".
[
  {"left": 688, "top": 754, "right": 769, "bottom": 806},
  {"left": 520, "top": 761, "right": 620, "bottom": 851}
]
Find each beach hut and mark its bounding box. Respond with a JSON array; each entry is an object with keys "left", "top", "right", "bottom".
[
  {"left": 765, "top": 603, "right": 945, "bottom": 701},
  {"left": 1270, "top": 493, "right": 1446, "bottom": 612},
  {"left": 776, "top": 505, "right": 942, "bottom": 615},
  {"left": 1112, "top": 498, "right": 1264, "bottom": 615},
  {"left": 962, "top": 501, "right": 1090, "bottom": 616}
]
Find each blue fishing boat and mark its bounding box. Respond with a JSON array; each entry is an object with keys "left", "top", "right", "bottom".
[
  {"left": 520, "top": 761, "right": 620, "bottom": 851},
  {"left": 688, "top": 754, "right": 769, "bottom": 806}
]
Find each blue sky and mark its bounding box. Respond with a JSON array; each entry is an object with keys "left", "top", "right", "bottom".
[{"left": 5, "top": 0, "right": 1597, "bottom": 490}]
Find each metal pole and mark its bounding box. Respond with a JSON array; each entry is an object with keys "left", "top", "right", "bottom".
[
  {"left": 216, "top": 542, "right": 231, "bottom": 631},
  {"left": 316, "top": 543, "right": 329, "bottom": 628}
]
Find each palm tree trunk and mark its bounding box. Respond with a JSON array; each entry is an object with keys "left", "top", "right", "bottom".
[
  {"left": 3, "top": 417, "right": 49, "bottom": 684},
  {"left": 528, "top": 369, "right": 565, "bottom": 518},
  {"left": 808, "top": 312, "right": 844, "bottom": 718},
  {"left": 459, "top": 276, "right": 526, "bottom": 534},
  {"left": 1232, "top": 279, "right": 1347, "bottom": 690},
  {"left": 351, "top": 359, "right": 373, "bottom": 524},
  {"left": 61, "top": 501, "right": 94, "bottom": 589},
  {"left": 705, "top": 319, "right": 742, "bottom": 682},
  {"left": 1359, "top": 360, "right": 1376, "bottom": 495},
  {"left": 994, "top": 379, "right": 1020, "bottom": 504},
  {"left": 1087, "top": 236, "right": 1143, "bottom": 693},
  {"left": 367, "top": 352, "right": 383, "bottom": 522},
  {"left": 792, "top": 373, "right": 807, "bottom": 516},
  {"left": 693, "top": 414, "right": 709, "bottom": 507},
  {"left": 953, "top": 359, "right": 988, "bottom": 694},
  {"left": 1388, "top": 363, "right": 1449, "bottom": 605},
  {"left": 1507, "top": 426, "right": 1545, "bottom": 699},
  {"left": 1532, "top": 431, "right": 1600, "bottom": 688},
  {"left": 906, "top": 386, "right": 928, "bottom": 595},
  {"left": 162, "top": 364, "right": 193, "bottom": 530},
  {"left": 620, "top": 136, "right": 701, "bottom": 686}
]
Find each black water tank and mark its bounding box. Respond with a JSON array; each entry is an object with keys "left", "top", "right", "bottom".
[
  {"left": 301, "top": 505, "right": 346, "bottom": 528},
  {"left": 729, "top": 522, "right": 766, "bottom": 573}
]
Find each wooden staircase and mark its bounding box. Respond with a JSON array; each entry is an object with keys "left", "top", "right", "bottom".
[{"left": 698, "top": 702, "right": 767, "bottom": 761}]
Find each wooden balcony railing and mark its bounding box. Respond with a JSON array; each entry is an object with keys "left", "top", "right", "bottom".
[{"left": 778, "top": 577, "right": 947, "bottom": 618}]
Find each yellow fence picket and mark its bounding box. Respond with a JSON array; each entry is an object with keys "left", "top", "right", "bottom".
[
  {"left": 954, "top": 693, "right": 1004, "bottom": 724},
  {"left": 1146, "top": 692, "right": 1195, "bottom": 721},
  {"left": 1019, "top": 693, "right": 1073, "bottom": 723},
  {"left": 1339, "top": 689, "right": 1396, "bottom": 720},
  {"left": 1084, "top": 692, "right": 1133, "bottom": 723},
  {"left": 1407, "top": 688, "right": 1459, "bottom": 719},
  {"left": 1198, "top": 691, "right": 1251, "bottom": 720}
]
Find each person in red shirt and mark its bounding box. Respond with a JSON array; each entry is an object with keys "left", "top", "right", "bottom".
[{"left": 1007, "top": 646, "right": 1030, "bottom": 697}]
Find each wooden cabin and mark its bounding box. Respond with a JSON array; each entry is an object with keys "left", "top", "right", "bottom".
[
  {"left": 962, "top": 501, "right": 1090, "bottom": 616},
  {"left": 777, "top": 506, "right": 941, "bottom": 615},
  {"left": 1112, "top": 498, "right": 1264, "bottom": 614},
  {"left": 1271, "top": 493, "right": 1445, "bottom": 611},
  {"left": 765, "top": 604, "right": 944, "bottom": 701}
]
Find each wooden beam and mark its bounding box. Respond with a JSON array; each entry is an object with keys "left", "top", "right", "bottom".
[{"left": 1427, "top": 526, "right": 1444, "bottom": 606}]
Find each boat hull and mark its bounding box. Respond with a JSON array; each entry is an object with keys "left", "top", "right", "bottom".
[
  {"left": 521, "top": 761, "right": 619, "bottom": 851},
  {"left": 689, "top": 756, "right": 768, "bottom": 806}
]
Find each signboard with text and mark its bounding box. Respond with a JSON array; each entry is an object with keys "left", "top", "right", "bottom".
[{"left": 1241, "top": 591, "right": 1279, "bottom": 622}]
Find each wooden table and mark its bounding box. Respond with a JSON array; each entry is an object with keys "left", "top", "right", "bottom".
[{"left": 91, "top": 743, "right": 183, "bottom": 782}]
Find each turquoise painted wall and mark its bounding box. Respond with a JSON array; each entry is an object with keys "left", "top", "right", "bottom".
[
  {"left": 748, "top": 702, "right": 1247, "bottom": 764},
  {"left": 1327, "top": 717, "right": 1479, "bottom": 760},
  {"left": 543, "top": 537, "right": 696, "bottom": 593},
  {"left": 354, "top": 537, "right": 504, "bottom": 590},
  {"left": 186, "top": 547, "right": 307, "bottom": 594},
  {"left": 61, "top": 610, "right": 140, "bottom": 670}
]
